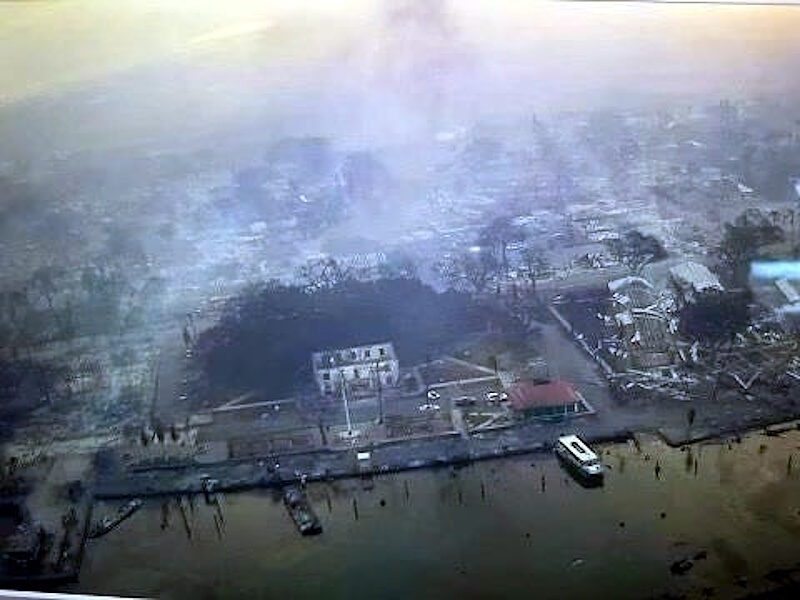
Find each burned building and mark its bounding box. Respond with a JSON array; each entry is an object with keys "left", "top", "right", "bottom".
[{"left": 312, "top": 342, "right": 399, "bottom": 396}]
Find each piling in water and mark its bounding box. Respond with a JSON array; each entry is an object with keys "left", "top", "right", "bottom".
[
  {"left": 177, "top": 497, "right": 192, "bottom": 540},
  {"left": 160, "top": 501, "right": 170, "bottom": 530},
  {"left": 352, "top": 498, "right": 359, "bottom": 521},
  {"left": 213, "top": 513, "right": 223, "bottom": 540}
]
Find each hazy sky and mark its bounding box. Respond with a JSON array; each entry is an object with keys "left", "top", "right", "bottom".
[{"left": 2, "top": 0, "right": 800, "bottom": 155}]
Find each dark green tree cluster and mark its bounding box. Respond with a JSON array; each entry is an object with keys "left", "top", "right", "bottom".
[
  {"left": 196, "top": 278, "right": 521, "bottom": 398},
  {"left": 678, "top": 289, "right": 753, "bottom": 344}
]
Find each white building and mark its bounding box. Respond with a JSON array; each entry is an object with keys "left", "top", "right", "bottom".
[{"left": 312, "top": 342, "right": 399, "bottom": 396}]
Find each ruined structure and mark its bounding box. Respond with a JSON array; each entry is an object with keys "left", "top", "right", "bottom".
[{"left": 312, "top": 342, "right": 399, "bottom": 396}]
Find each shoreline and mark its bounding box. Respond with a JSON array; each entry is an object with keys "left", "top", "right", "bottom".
[{"left": 93, "top": 413, "right": 800, "bottom": 500}]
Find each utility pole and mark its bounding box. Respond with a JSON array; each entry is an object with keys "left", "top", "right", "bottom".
[
  {"left": 339, "top": 369, "right": 353, "bottom": 435},
  {"left": 374, "top": 359, "right": 384, "bottom": 425}
]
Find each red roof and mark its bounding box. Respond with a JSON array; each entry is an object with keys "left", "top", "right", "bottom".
[{"left": 508, "top": 380, "right": 578, "bottom": 411}]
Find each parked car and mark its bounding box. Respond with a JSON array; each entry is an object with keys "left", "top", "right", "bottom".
[
  {"left": 486, "top": 391, "right": 509, "bottom": 404},
  {"left": 418, "top": 403, "right": 441, "bottom": 412},
  {"left": 427, "top": 389, "right": 441, "bottom": 401},
  {"left": 453, "top": 396, "right": 476, "bottom": 407}
]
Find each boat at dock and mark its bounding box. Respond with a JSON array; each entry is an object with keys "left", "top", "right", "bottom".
[
  {"left": 283, "top": 487, "right": 322, "bottom": 536},
  {"left": 555, "top": 435, "right": 604, "bottom": 486},
  {"left": 88, "top": 499, "right": 143, "bottom": 539}
]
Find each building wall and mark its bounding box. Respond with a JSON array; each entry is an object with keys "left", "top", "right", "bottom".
[
  {"left": 313, "top": 342, "right": 399, "bottom": 395},
  {"left": 316, "top": 361, "right": 399, "bottom": 395}
]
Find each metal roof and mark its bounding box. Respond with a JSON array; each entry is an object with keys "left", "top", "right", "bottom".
[
  {"left": 508, "top": 380, "right": 578, "bottom": 411},
  {"left": 669, "top": 261, "right": 724, "bottom": 293}
]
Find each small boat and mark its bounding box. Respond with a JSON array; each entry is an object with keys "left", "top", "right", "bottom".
[
  {"left": 89, "top": 499, "right": 143, "bottom": 539},
  {"left": 555, "top": 435, "right": 604, "bottom": 486},
  {"left": 283, "top": 487, "right": 322, "bottom": 536}
]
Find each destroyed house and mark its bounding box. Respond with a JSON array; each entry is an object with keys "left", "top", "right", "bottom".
[
  {"left": 312, "top": 342, "right": 399, "bottom": 395},
  {"left": 609, "top": 277, "right": 675, "bottom": 370}
]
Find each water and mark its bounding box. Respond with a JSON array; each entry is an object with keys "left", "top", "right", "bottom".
[{"left": 75, "top": 431, "right": 800, "bottom": 599}]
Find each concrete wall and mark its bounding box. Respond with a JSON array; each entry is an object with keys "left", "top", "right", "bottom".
[{"left": 316, "top": 359, "right": 400, "bottom": 395}]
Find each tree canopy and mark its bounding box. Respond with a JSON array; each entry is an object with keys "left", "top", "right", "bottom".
[
  {"left": 678, "top": 289, "right": 752, "bottom": 343},
  {"left": 196, "top": 278, "right": 520, "bottom": 398}
]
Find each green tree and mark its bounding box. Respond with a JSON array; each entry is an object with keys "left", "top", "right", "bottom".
[{"left": 678, "top": 289, "right": 752, "bottom": 344}]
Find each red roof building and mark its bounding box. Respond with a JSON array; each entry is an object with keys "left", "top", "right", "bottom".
[{"left": 507, "top": 380, "right": 582, "bottom": 417}]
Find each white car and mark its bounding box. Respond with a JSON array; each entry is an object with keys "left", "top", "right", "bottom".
[
  {"left": 485, "top": 391, "right": 501, "bottom": 404},
  {"left": 419, "top": 403, "right": 441, "bottom": 412},
  {"left": 427, "top": 389, "right": 441, "bottom": 401}
]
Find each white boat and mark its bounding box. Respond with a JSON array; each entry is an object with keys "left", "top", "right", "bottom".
[{"left": 555, "top": 435, "right": 604, "bottom": 484}]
